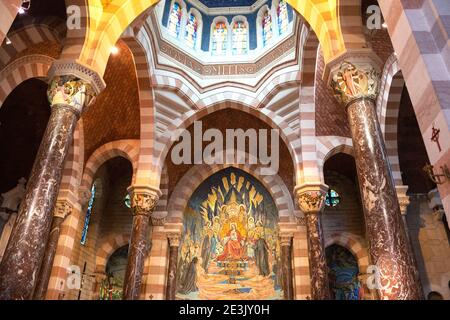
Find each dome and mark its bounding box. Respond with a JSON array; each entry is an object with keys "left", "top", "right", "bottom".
[{"left": 156, "top": 0, "right": 297, "bottom": 63}]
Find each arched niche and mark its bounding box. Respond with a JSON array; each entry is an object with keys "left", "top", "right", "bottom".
[{"left": 176, "top": 167, "right": 284, "bottom": 300}]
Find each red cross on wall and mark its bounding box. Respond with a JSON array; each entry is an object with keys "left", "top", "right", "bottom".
[{"left": 431, "top": 126, "right": 441, "bottom": 152}]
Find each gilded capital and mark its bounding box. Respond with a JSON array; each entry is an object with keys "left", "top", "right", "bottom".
[
  {"left": 167, "top": 233, "right": 181, "bottom": 247},
  {"left": 54, "top": 199, "right": 73, "bottom": 219},
  {"left": 127, "top": 186, "right": 160, "bottom": 218},
  {"left": 330, "top": 61, "right": 380, "bottom": 107},
  {"left": 295, "top": 184, "right": 329, "bottom": 215},
  {"left": 47, "top": 76, "right": 96, "bottom": 116}
]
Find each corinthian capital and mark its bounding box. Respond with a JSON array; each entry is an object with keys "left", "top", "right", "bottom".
[
  {"left": 54, "top": 199, "right": 73, "bottom": 219},
  {"left": 294, "top": 183, "right": 329, "bottom": 215},
  {"left": 330, "top": 61, "right": 380, "bottom": 107},
  {"left": 47, "top": 75, "right": 96, "bottom": 116},
  {"left": 127, "top": 186, "right": 160, "bottom": 218}
]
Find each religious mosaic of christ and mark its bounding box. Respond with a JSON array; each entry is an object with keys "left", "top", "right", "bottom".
[{"left": 176, "top": 167, "right": 283, "bottom": 300}]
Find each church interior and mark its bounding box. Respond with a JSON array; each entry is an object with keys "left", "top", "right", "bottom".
[{"left": 0, "top": 0, "right": 449, "bottom": 301}]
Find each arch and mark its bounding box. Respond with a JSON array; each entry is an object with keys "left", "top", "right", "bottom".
[
  {"left": 376, "top": 53, "right": 404, "bottom": 186},
  {"left": 152, "top": 101, "right": 301, "bottom": 188},
  {"left": 336, "top": 0, "right": 366, "bottom": 50},
  {"left": 325, "top": 232, "right": 372, "bottom": 300},
  {"left": 0, "top": 18, "right": 65, "bottom": 70},
  {"left": 166, "top": 163, "right": 297, "bottom": 225},
  {"left": 325, "top": 232, "right": 369, "bottom": 270},
  {"left": 0, "top": 0, "right": 21, "bottom": 44},
  {"left": 80, "top": 140, "right": 140, "bottom": 192},
  {"left": 95, "top": 233, "right": 131, "bottom": 273},
  {"left": 316, "top": 136, "right": 354, "bottom": 182},
  {"left": 119, "top": 37, "right": 156, "bottom": 187},
  {"left": 68, "top": 0, "right": 345, "bottom": 77},
  {"left": 0, "top": 54, "right": 54, "bottom": 106}
]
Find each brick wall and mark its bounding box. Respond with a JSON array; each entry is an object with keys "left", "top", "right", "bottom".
[{"left": 322, "top": 171, "right": 366, "bottom": 240}]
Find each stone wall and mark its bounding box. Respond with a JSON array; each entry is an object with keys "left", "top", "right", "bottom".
[{"left": 406, "top": 194, "right": 450, "bottom": 300}]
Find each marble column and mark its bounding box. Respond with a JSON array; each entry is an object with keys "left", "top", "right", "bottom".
[
  {"left": 280, "top": 233, "right": 294, "bottom": 300},
  {"left": 165, "top": 233, "right": 180, "bottom": 300},
  {"left": 295, "top": 184, "right": 330, "bottom": 300},
  {"left": 0, "top": 75, "right": 96, "bottom": 300},
  {"left": 123, "top": 186, "right": 159, "bottom": 300},
  {"left": 331, "top": 61, "right": 422, "bottom": 299},
  {"left": 33, "top": 200, "right": 72, "bottom": 300}
]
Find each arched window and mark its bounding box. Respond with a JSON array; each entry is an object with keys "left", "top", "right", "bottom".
[
  {"left": 277, "top": 0, "right": 289, "bottom": 35},
  {"left": 168, "top": 1, "right": 182, "bottom": 37},
  {"left": 232, "top": 20, "right": 248, "bottom": 55},
  {"left": 80, "top": 184, "right": 96, "bottom": 245},
  {"left": 262, "top": 10, "right": 273, "bottom": 47},
  {"left": 212, "top": 21, "right": 228, "bottom": 56},
  {"left": 185, "top": 12, "right": 199, "bottom": 49},
  {"left": 325, "top": 189, "right": 340, "bottom": 207}
]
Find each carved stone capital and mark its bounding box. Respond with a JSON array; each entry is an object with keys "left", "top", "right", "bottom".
[
  {"left": 167, "top": 233, "right": 181, "bottom": 247},
  {"left": 48, "top": 60, "right": 106, "bottom": 95},
  {"left": 279, "top": 233, "right": 293, "bottom": 247},
  {"left": 47, "top": 75, "right": 96, "bottom": 117},
  {"left": 53, "top": 200, "right": 73, "bottom": 220},
  {"left": 127, "top": 186, "right": 161, "bottom": 218},
  {"left": 330, "top": 60, "right": 381, "bottom": 108},
  {"left": 396, "top": 185, "right": 410, "bottom": 216},
  {"left": 294, "top": 183, "right": 329, "bottom": 215}
]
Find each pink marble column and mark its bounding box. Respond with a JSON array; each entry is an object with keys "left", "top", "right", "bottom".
[
  {"left": 123, "top": 186, "right": 159, "bottom": 300},
  {"left": 331, "top": 62, "right": 422, "bottom": 299},
  {"left": 165, "top": 233, "right": 180, "bottom": 300},
  {"left": 295, "top": 184, "right": 330, "bottom": 300},
  {"left": 33, "top": 200, "right": 72, "bottom": 300},
  {"left": 0, "top": 75, "right": 96, "bottom": 300}
]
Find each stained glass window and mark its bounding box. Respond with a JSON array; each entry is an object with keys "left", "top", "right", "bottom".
[
  {"left": 81, "top": 184, "right": 96, "bottom": 245},
  {"left": 124, "top": 194, "right": 131, "bottom": 209},
  {"left": 325, "top": 189, "right": 340, "bottom": 207},
  {"left": 232, "top": 21, "right": 248, "bottom": 55},
  {"left": 262, "top": 10, "right": 273, "bottom": 47},
  {"left": 212, "top": 21, "right": 228, "bottom": 56},
  {"left": 277, "top": 0, "right": 289, "bottom": 35},
  {"left": 185, "top": 13, "right": 199, "bottom": 48},
  {"left": 168, "top": 2, "right": 182, "bottom": 37}
]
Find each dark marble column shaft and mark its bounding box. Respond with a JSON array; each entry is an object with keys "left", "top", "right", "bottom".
[
  {"left": 347, "top": 98, "right": 422, "bottom": 299},
  {"left": 123, "top": 189, "right": 158, "bottom": 300},
  {"left": 280, "top": 235, "right": 294, "bottom": 300},
  {"left": 0, "top": 105, "right": 79, "bottom": 300},
  {"left": 165, "top": 234, "right": 180, "bottom": 300},
  {"left": 304, "top": 212, "right": 330, "bottom": 300},
  {"left": 33, "top": 216, "right": 65, "bottom": 300}
]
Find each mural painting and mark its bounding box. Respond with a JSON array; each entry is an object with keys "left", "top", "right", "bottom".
[
  {"left": 99, "top": 245, "right": 128, "bottom": 300},
  {"left": 326, "top": 244, "right": 363, "bottom": 300},
  {"left": 176, "top": 167, "right": 283, "bottom": 300}
]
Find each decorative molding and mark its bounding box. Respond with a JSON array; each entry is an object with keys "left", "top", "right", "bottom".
[
  {"left": 47, "top": 75, "right": 96, "bottom": 116},
  {"left": 330, "top": 61, "right": 381, "bottom": 107},
  {"left": 294, "top": 183, "right": 329, "bottom": 215},
  {"left": 167, "top": 233, "right": 181, "bottom": 247},
  {"left": 47, "top": 60, "right": 106, "bottom": 94},
  {"left": 53, "top": 200, "right": 73, "bottom": 219},
  {"left": 396, "top": 185, "right": 410, "bottom": 216},
  {"left": 127, "top": 186, "right": 161, "bottom": 217}
]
